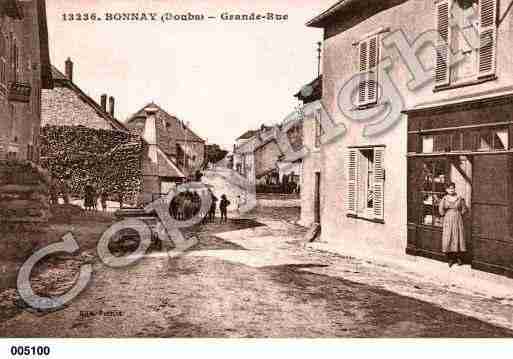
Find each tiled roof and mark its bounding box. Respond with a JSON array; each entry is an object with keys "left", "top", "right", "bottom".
[
  {"left": 295, "top": 75, "right": 322, "bottom": 104},
  {"left": 49, "top": 65, "right": 127, "bottom": 131},
  {"left": 126, "top": 103, "right": 205, "bottom": 143},
  {"left": 236, "top": 130, "right": 258, "bottom": 140}
]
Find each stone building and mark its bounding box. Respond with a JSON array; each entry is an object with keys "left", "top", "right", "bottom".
[
  {"left": 126, "top": 103, "right": 205, "bottom": 179},
  {"left": 0, "top": 0, "right": 52, "bottom": 161},
  {"left": 0, "top": 0, "right": 53, "bottom": 226},
  {"left": 307, "top": 0, "right": 513, "bottom": 277},
  {"left": 41, "top": 59, "right": 126, "bottom": 131}
]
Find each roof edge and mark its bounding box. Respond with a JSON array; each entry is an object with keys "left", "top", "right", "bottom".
[{"left": 306, "top": 0, "right": 351, "bottom": 28}]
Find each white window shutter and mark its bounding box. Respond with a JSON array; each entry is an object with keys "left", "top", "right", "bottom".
[
  {"left": 435, "top": 0, "right": 451, "bottom": 86},
  {"left": 373, "top": 147, "right": 385, "bottom": 221},
  {"left": 348, "top": 149, "right": 358, "bottom": 215},
  {"left": 358, "top": 41, "right": 368, "bottom": 107},
  {"left": 367, "top": 35, "right": 379, "bottom": 104},
  {"left": 478, "top": 0, "right": 497, "bottom": 78}
]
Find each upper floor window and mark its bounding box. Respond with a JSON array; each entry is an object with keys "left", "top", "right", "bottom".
[
  {"left": 435, "top": 0, "right": 497, "bottom": 87},
  {"left": 357, "top": 35, "right": 380, "bottom": 107}
]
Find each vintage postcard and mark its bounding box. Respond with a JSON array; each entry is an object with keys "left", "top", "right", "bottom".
[{"left": 1, "top": 0, "right": 513, "bottom": 352}]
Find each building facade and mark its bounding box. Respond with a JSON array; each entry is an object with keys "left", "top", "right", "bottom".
[
  {"left": 308, "top": 0, "right": 513, "bottom": 276},
  {"left": 296, "top": 76, "right": 323, "bottom": 227},
  {"left": 0, "top": 0, "right": 52, "bottom": 161},
  {"left": 126, "top": 103, "right": 205, "bottom": 179}
]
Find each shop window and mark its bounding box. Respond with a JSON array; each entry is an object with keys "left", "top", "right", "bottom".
[
  {"left": 422, "top": 128, "right": 507, "bottom": 153},
  {"left": 420, "top": 158, "right": 449, "bottom": 227},
  {"left": 477, "top": 128, "right": 508, "bottom": 151},
  {"left": 348, "top": 147, "right": 385, "bottom": 221},
  {"left": 422, "top": 135, "right": 434, "bottom": 153}
]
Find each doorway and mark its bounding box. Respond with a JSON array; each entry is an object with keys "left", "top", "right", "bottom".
[{"left": 314, "top": 172, "right": 321, "bottom": 224}]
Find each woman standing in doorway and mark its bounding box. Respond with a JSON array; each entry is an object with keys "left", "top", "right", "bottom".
[{"left": 439, "top": 182, "right": 468, "bottom": 267}]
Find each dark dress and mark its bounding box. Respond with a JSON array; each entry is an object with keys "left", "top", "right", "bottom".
[
  {"left": 84, "top": 185, "right": 95, "bottom": 209},
  {"left": 439, "top": 195, "right": 467, "bottom": 253}
]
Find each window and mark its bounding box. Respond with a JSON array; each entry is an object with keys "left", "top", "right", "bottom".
[
  {"left": 348, "top": 147, "right": 385, "bottom": 221},
  {"left": 0, "top": 33, "right": 6, "bottom": 89},
  {"left": 357, "top": 35, "right": 380, "bottom": 107},
  {"left": 477, "top": 128, "right": 508, "bottom": 151},
  {"left": 421, "top": 127, "right": 508, "bottom": 153},
  {"left": 12, "top": 39, "right": 19, "bottom": 82},
  {"left": 314, "top": 109, "right": 323, "bottom": 149},
  {"left": 435, "top": 0, "right": 497, "bottom": 87},
  {"left": 420, "top": 158, "right": 448, "bottom": 227}
]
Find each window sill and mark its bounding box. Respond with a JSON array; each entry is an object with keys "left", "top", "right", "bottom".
[
  {"left": 433, "top": 75, "right": 497, "bottom": 92},
  {"left": 353, "top": 102, "right": 381, "bottom": 111},
  {"left": 347, "top": 213, "right": 384, "bottom": 224}
]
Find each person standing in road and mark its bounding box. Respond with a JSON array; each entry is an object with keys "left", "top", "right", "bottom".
[{"left": 219, "top": 194, "right": 230, "bottom": 223}]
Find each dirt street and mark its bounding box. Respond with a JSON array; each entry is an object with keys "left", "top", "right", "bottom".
[{"left": 1, "top": 206, "right": 512, "bottom": 338}]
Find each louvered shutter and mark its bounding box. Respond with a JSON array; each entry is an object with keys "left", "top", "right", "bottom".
[
  {"left": 348, "top": 149, "right": 358, "bottom": 215},
  {"left": 358, "top": 41, "right": 368, "bottom": 106},
  {"left": 373, "top": 147, "right": 385, "bottom": 221},
  {"left": 478, "top": 0, "right": 497, "bottom": 78},
  {"left": 435, "top": 0, "right": 451, "bottom": 86},
  {"left": 367, "top": 35, "right": 379, "bottom": 104}
]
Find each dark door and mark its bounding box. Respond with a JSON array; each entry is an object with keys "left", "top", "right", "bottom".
[
  {"left": 471, "top": 154, "right": 513, "bottom": 275},
  {"left": 314, "top": 172, "right": 321, "bottom": 223}
]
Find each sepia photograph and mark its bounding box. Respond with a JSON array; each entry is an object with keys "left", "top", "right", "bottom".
[{"left": 1, "top": 0, "right": 513, "bottom": 353}]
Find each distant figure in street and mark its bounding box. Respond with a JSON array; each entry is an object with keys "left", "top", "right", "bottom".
[
  {"left": 61, "top": 180, "right": 70, "bottom": 205},
  {"left": 439, "top": 182, "right": 468, "bottom": 267},
  {"left": 84, "top": 183, "right": 95, "bottom": 211},
  {"left": 49, "top": 179, "right": 58, "bottom": 205},
  {"left": 209, "top": 192, "right": 218, "bottom": 222},
  {"left": 100, "top": 189, "right": 109, "bottom": 212},
  {"left": 219, "top": 194, "right": 230, "bottom": 223},
  {"left": 118, "top": 193, "right": 124, "bottom": 209}
]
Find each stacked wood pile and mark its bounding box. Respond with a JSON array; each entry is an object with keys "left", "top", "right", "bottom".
[{"left": 39, "top": 125, "right": 144, "bottom": 203}]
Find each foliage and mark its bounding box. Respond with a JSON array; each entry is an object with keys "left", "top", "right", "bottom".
[
  {"left": 39, "top": 125, "right": 144, "bottom": 200},
  {"left": 204, "top": 144, "right": 228, "bottom": 167}
]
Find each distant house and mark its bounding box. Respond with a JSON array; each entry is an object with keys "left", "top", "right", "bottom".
[
  {"left": 41, "top": 59, "right": 126, "bottom": 131},
  {"left": 233, "top": 121, "right": 303, "bottom": 188},
  {"left": 126, "top": 103, "right": 205, "bottom": 179},
  {"left": 0, "top": 0, "right": 53, "bottom": 161}
]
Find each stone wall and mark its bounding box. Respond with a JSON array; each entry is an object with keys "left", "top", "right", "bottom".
[
  {"left": 0, "top": 160, "right": 50, "bottom": 225},
  {"left": 0, "top": 160, "right": 50, "bottom": 289},
  {"left": 41, "top": 86, "right": 115, "bottom": 130}
]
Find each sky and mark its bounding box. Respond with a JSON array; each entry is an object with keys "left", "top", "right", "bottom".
[{"left": 45, "top": 0, "right": 333, "bottom": 150}]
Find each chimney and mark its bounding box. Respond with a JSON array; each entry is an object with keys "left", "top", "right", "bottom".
[
  {"left": 108, "top": 96, "right": 115, "bottom": 117},
  {"left": 65, "top": 58, "right": 73, "bottom": 81},
  {"left": 100, "top": 94, "right": 107, "bottom": 112}
]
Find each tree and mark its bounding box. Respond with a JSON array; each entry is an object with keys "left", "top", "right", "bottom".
[{"left": 203, "top": 144, "right": 228, "bottom": 168}]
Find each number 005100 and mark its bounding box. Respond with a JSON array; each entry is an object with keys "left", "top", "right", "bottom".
[{"left": 10, "top": 346, "right": 50, "bottom": 356}]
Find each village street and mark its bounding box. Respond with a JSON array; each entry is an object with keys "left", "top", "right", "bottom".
[{"left": 1, "top": 205, "right": 513, "bottom": 338}]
